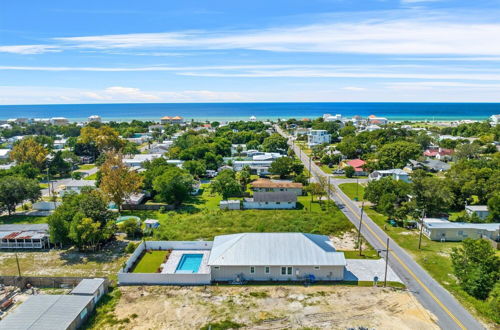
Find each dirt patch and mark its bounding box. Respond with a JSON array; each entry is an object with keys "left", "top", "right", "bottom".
[
  {"left": 330, "top": 230, "right": 358, "bottom": 250},
  {"left": 108, "top": 285, "right": 439, "bottom": 330}
]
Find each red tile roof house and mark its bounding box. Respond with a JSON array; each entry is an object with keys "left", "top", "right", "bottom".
[
  {"left": 423, "top": 148, "right": 454, "bottom": 161},
  {"left": 346, "top": 159, "right": 368, "bottom": 176}
]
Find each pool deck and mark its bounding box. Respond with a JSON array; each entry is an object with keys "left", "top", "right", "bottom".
[{"left": 161, "top": 250, "right": 211, "bottom": 274}]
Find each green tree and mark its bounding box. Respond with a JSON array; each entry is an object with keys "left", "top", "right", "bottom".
[
  {"left": 121, "top": 218, "right": 142, "bottom": 239},
  {"left": 451, "top": 239, "right": 499, "bottom": 300},
  {"left": 487, "top": 194, "right": 500, "bottom": 222},
  {"left": 10, "top": 137, "right": 49, "bottom": 169},
  {"left": 455, "top": 143, "right": 480, "bottom": 160},
  {"left": 183, "top": 160, "right": 207, "bottom": 178},
  {"left": 49, "top": 151, "right": 72, "bottom": 177},
  {"left": 153, "top": 167, "right": 195, "bottom": 206},
  {"left": 69, "top": 216, "right": 103, "bottom": 251},
  {"left": 269, "top": 157, "right": 294, "bottom": 178},
  {"left": 377, "top": 141, "right": 422, "bottom": 169},
  {"left": 262, "top": 134, "right": 288, "bottom": 152},
  {"left": 344, "top": 166, "right": 355, "bottom": 178},
  {"left": 488, "top": 282, "right": 500, "bottom": 320},
  {"left": 99, "top": 152, "right": 142, "bottom": 210},
  {"left": 411, "top": 170, "right": 453, "bottom": 216},
  {"left": 306, "top": 182, "right": 325, "bottom": 203},
  {"left": 0, "top": 176, "right": 41, "bottom": 215},
  {"left": 210, "top": 169, "right": 242, "bottom": 199}
]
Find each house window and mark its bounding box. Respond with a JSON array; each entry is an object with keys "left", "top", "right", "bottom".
[
  {"left": 250, "top": 266, "right": 255, "bottom": 274},
  {"left": 214, "top": 266, "right": 220, "bottom": 270},
  {"left": 314, "top": 266, "right": 320, "bottom": 270},
  {"left": 80, "top": 308, "right": 88, "bottom": 319},
  {"left": 281, "top": 267, "right": 292, "bottom": 275},
  {"left": 265, "top": 266, "right": 270, "bottom": 274},
  {"left": 458, "top": 230, "right": 463, "bottom": 236},
  {"left": 276, "top": 202, "right": 280, "bottom": 204}
]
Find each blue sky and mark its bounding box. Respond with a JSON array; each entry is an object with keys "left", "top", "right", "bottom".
[{"left": 1, "top": 0, "right": 500, "bottom": 104}]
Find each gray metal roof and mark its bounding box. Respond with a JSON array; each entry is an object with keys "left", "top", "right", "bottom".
[
  {"left": 0, "top": 294, "right": 93, "bottom": 330},
  {"left": 0, "top": 224, "right": 48, "bottom": 232},
  {"left": 208, "top": 233, "right": 346, "bottom": 267},
  {"left": 252, "top": 191, "right": 297, "bottom": 203},
  {"left": 465, "top": 205, "right": 489, "bottom": 212},
  {"left": 70, "top": 278, "right": 105, "bottom": 295}
]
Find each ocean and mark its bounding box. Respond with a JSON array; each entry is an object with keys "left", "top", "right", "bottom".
[{"left": 0, "top": 102, "right": 498, "bottom": 122}]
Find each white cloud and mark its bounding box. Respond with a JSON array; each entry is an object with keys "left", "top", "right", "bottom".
[
  {"left": 0, "top": 45, "right": 60, "bottom": 54},
  {"left": 51, "top": 17, "right": 500, "bottom": 56}
]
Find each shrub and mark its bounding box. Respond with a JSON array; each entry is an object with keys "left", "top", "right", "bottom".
[
  {"left": 125, "top": 242, "right": 138, "bottom": 253},
  {"left": 344, "top": 166, "right": 355, "bottom": 178}
]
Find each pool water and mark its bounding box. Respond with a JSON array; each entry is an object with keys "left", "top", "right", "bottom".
[{"left": 176, "top": 254, "right": 203, "bottom": 273}]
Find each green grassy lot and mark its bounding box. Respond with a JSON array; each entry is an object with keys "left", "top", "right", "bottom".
[
  {"left": 364, "top": 206, "right": 499, "bottom": 324},
  {"left": 84, "top": 173, "right": 98, "bottom": 180},
  {"left": 0, "top": 215, "right": 48, "bottom": 225},
  {"left": 340, "top": 250, "right": 380, "bottom": 259},
  {"left": 78, "top": 164, "right": 96, "bottom": 170},
  {"left": 132, "top": 250, "right": 169, "bottom": 273},
  {"left": 320, "top": 164, "right": 333, "bottom": 174},
  {"left": 339, "top": 183, "right": 365, "bottom": 201},
  {"left": 39, "top": 183, "right": 49, "bottom": 189},
  {"left": 122, "top": 196, "right": 354, "bottom": 242}
]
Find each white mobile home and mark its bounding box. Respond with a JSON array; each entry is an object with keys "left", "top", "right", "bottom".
[{"left": 422, "top": 218, "right": 499, "bottom": 242}]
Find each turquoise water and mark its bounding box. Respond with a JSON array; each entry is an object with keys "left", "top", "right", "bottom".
[
  {"left": 0, "top": 102, "right": 498, "bottom": 121},
  {"left": 175, "top": 254, "right": 203, "bottom": 273}
]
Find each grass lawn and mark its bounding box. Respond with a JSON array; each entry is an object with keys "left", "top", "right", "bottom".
[
  {"left": 364, "top": 206, "right": 500, "bottom": 324},
  {"left": 84, "top": 173, "right": 98, "bottom": 180},
  {"left": 132, "top": 250, "right": 169, "bottom": 273},
  {"left": 320, "top": 164, "right": 333, "bottom": 174},
  {"left": 339, "top": 183, "right": 365, "bottom": 201},
  {"left": 39, "top": 183, "right": 49, "bottom": 189},
  {"left": 121, "top": 196, "right": 354, "bottom": 241},
  {"left": 341, "top": 250, "right": 380, "bottom": 259},
  {"left": 78, "top": 164, "right": 96, "bottom": 170},
  {"left": 0, "top": 215, "right": 48, "bottom": 225}
]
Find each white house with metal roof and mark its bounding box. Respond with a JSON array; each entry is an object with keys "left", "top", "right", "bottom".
[
  {"left": 422, "top": 218, "right": 499, "bottom": 242},
  {"left": 208, "top": 233, "right": 346, "bottom": 281},
  {"left": 465, "top": 205, "right": 490, "bottom": 220}
]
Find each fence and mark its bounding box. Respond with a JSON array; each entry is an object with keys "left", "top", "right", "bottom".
[
  {"left": 118, "top": 240, "right": 213, "bottom": 285},
  {"left": 0, "top": 276, "right": 109, "bottom": 289},
  {"left": 121, "top": 203, "right": 174, "bottom": 211}
]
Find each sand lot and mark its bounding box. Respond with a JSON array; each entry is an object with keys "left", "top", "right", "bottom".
[{"left": 108, "top": 285, "right": 439, "bottom": 330}]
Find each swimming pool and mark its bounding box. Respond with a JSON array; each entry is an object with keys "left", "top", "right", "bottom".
[{"left": 175, "top": 254, "right": 203, "bottom": 273}]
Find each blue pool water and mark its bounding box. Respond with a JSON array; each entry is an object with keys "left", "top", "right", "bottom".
[{"left": 175, "top": 254, "right": 203, "bottom": 273}]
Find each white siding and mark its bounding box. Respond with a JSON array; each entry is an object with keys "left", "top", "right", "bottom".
[{"left": 212, "top": 265, "right": 343, "bottom": 281}]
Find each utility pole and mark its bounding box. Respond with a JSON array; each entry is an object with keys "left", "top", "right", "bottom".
[
  {"left": 327, "top": 176, "right": 331, "bottom": 210},
  {"left": 15, "top": 252, "right": 21, "bottom": 277},
  {"left": 418, "top": 210, "right": 426, "bottom": 250},
  {"left": 358, "top": 201, "right": 365, "bottom": 256},
  {"left": 309, "top": 156, "right": 313, "bottom": 212},
  {"left": 356, "top": 177, "right": 359, "bottom": 200},
  {"left": 384, "top": 238, "right": 389, "bottom": 287}
]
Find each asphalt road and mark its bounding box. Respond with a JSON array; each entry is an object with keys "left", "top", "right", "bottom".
[{"left": 275, "top": 125, "right": 484, "bottom": 330}]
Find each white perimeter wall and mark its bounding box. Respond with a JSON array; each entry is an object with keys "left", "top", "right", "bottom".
[{"left": 118, "top": 241, "right": 213, "bottom": 285}]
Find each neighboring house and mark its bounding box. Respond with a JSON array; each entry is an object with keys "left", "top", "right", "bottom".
[
  {"left": 252, "top": 152, "right": 283, "bottom": 161},
  {"left": 250, "top": 179, "right": 303, "bottom": 195},
  {"left": 344, "top": 159, "right": 367, "bottom": 176},
  {"left": 465, "top": 205, "right": 490, "bottom": 220},
  {"left": 368, "top": 169, "right": 411, "bottom": 183},
  {"left": 365, "top": 124, "right": 381, "bottom": 132},
  {"left": 148, "top": 141, "right": 173, "bottom": 154},
  {"left": 233, "top": 160, "right": 273, "bottom": 175},
  {"left": 59, "top": 180, "right": 96, "bottom": 195},
  {"left": 1, "top": 278, "right": 107, "bottom": 330},
  {"left": 160, "top": 116, "right": 184, "bottom": 124},
  {"left": 307, "top": 129, "right": 331, "bottom": 147},
  {"left": 423, "top": 148, "right": 454, "bottom": 161},
  {"left": 51, "top": 117, "right": 69, "bottom": 126},
  {"left": 123, "top": 153, "right": 163, "bottom": 168},
  {"left": 323, "top": 113, "right": 342, "bottom": 122},
  {"left": 88, "top": 115, "right": 102, "bottom": 122},
  {"left": 405, "top": 159, "right": 451, "bottom": 172},
  {"left": 489, "top": 114, "right": 499, "bottom": 126},
  {"left": 367, "top": 115, "right": 388, "bottom": 125},
  {"left": 0, "top": 224, "right": 49, "bottom": 249},
  {"left": 422, "top": 218, "right": 499, "bottom": 242},
  {"left": 53, "top": 138, "right": 68, "bottom": 149},
  {"left": 209, "top": 233, "right": 346, "bottom": 282},
  {"left": 0, "top": 148, "right": 10, "bottom": 159},
  {"left": 243, "top": 191, "right": 297, "bottom": 209},
  {"left": 219, "top": 200, "right": 241, "bottom": 210}
]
